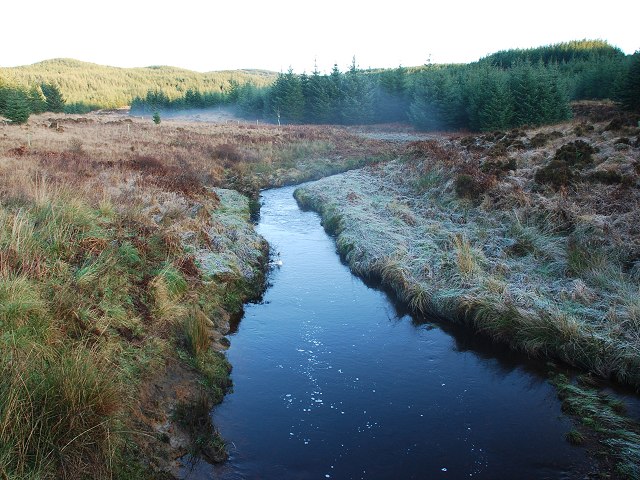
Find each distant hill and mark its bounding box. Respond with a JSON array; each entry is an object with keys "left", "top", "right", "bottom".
[
  {"left": 0, "top": 58, "right": 277, "bottom": 109},
  {"left": 479, "top": 39, "right": 625, "bottom": 68}
]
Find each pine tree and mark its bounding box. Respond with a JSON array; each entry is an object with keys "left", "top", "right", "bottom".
[
  {"left": 268, "top": 69, "right": 304, "bottom": 123},
  {"left": 622, "top": 52, "right": 640, "bottom": 112},
  {"left": 153, "top": 111, "right": 161, "bottom": 124},
  {"left": 40, "top": 83, "right": 65, "bottom": 112},
  {"left": 28, "top": 85, "right": 47, "bottom": 114},
  {"left": 4, "top": 89, "right": 31, "bottom": 124},
  {"left": 466, "top": 66, "right": 514, "bottom": 131}
]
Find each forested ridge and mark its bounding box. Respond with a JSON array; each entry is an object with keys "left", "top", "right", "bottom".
[
  {"left": 0, "top": 58, "right": 276, "bottom": 113},
  {"left": 2, "top": 41, "right": 639, "bottom": 130}
]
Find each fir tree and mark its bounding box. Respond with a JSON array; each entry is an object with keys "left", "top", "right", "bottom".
[
  {"left": 40, "top": 83, "right": 65, "bottom": 112},
  {"left": 466, "top": 66, "right": 514, "bottom": 131},
  {"left": 269, "top": 69, "right": 304, "bottom": 123},
  {"left": 4, "top": 89, "right": 31, "bottom": 124},
  {"left": 304, "top": 68, "right": 332, "bottom": 123},
  {"left": 622, "top": 52, "right": 640, "bottom": 112}
]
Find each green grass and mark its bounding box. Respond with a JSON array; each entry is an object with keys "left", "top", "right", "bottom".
[
  {"left": 0, "top": 181, "right": 266, "bottom": 478},
  {"left": 552, "top": 373, "right": 640, "bottom": 478}
]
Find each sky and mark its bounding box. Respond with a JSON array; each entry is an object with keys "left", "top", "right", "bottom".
[{"left": 2, "top": 0, "right": 639, "bottom": 73}]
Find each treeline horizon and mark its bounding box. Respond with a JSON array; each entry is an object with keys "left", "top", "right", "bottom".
[
  {"left": 132, "top": 40, "right": 640, "bottom": 131},
  {"left": 2, "top": 40, "right": 639, "bottom": 130}
]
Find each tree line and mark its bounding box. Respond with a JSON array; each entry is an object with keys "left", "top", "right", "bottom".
[
  {"left": 0, "top": 79, "right": 65, "bottom": 123},
  {"left": 230, "top": 41, "right": 638, "bottom": 131},
  {"left": 134, "top": 40, "right": 638, "bottom": 131},
  {"left": 2, "top": 41, "right": 639, "bottom": 129}
]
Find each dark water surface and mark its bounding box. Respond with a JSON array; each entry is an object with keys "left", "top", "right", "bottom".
[{"left": 190, "top": 185, "right": 590, "bottom": 479}]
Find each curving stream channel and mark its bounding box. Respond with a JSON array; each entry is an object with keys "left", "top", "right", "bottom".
[{"left": 186, "top": 185, "right": 591, "bottom": 479}]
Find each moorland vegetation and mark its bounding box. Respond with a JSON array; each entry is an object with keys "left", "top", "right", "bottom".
[{"left": 1, "top": 39, "right": 639, "bottom": 479}]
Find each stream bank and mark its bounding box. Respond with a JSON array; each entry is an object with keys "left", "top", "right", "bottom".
[
  {"left": 180, "top": 185, "right": 601, "bottom": 480},
  {"left": 292, "top": 119, "right": 640, "bottom": 476}
]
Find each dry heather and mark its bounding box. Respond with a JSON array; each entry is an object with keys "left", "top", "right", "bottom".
[
  {"left": 0, "top": 113, "right": 390, "bottom": 478},
  {"left": 295, "top": 115, "right": 640, "bottom": 387}
]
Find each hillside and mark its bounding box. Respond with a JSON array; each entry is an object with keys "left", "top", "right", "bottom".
[{"left": 0, "top": 58, "right": 277, "bottom": 109}]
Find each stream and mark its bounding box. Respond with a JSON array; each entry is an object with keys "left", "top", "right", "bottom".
[{"left": 186, "top": 184, "right": 591, "bottom": 479}]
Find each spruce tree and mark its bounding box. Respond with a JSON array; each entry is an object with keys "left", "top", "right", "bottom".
[
  {"left": 622, "top": 52, "right": 640, "bottom": 112},
  {"left": 304, "top": 69, "right": 332, "bottom": 123},
  {"left": 269, "top": 69, "right": 304, "bottom": 123},
  {"left": 28, "top": 85, "right": 47, "bottom": 114},
  {"left": 341, "top": 59, "right": 375, "bottom": 124},
  {"left": 466, "top": 66, "right": 514, "bottom": 131},
  {"left": 409, "top": 68, "right": 466, "bottom": 131},
  {"left": 4, "top": 89, "right": 31, "bottom": 124},
  {"left": 41, "top": 83, "right": 65, "bottom": 112}
]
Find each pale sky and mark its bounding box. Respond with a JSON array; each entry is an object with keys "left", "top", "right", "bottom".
[{"left": 2, "top": 0, "right": 638, "bottom": 73}]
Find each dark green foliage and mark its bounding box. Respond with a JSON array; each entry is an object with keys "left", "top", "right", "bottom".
[
  {"left": 152, "top": 111, "right": 161, "bottom": 124},
  {"left": 303, "top": 69, "right": 333, "bottom": 123},
  {"left": 554, "top": 140, "right": 596, "bottom": 166},
  {"left": 622, "top": 52, "right": 640, "bottom": 112},
  {"left": 340, "top": 59, "right": 375, "bottom": 125},
  {"left": 40, "top": 83, "right": 65, "bottom": 112},
  {"left": 509, "top": 62, "right": 572, "bottom": 127},
  {"left": 268, "top": 69, "right": 305, "bottom": 124},
  {"left": 3, "top": 89, "right": 31, "bottom": 124},
  {"left": 480, "top": 39, "right": 625, "bottom": 68},
  {"left": 466, "top": 66, "right": 514, "bottom": 131},
  {"left": 375, "top": 66, "right": 410, "bottom": 122},
  {"left": 231, "top": 82, "right": 266, "bottom": 118},
  {"left": 28, "top": 85, "right": 47, "bottom": 114},
  {"left": 409, "top": 67, "right": 467, "bottom": 131}
]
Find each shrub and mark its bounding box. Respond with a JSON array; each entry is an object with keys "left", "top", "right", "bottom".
[
  {"left": 554, "top": 140, "right": 596, "bottom": 166},
  {"left": 534, "top": 159, "right": 575, "bottom": 188}
]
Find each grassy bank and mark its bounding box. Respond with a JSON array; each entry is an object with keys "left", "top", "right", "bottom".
[
  {"left": 295, "top": 109, "right": 640, "bottom": 476},
  {"left": 0, "top": 113, "right": 388, "bottom": 478}
]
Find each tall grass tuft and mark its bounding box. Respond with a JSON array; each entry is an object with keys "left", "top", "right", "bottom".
[
  {"left": 185, "top": 306, "right": 210, "bottom": 358},
  {"left": 0, "top": 344, "right": 121, "bottom": 479}
]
